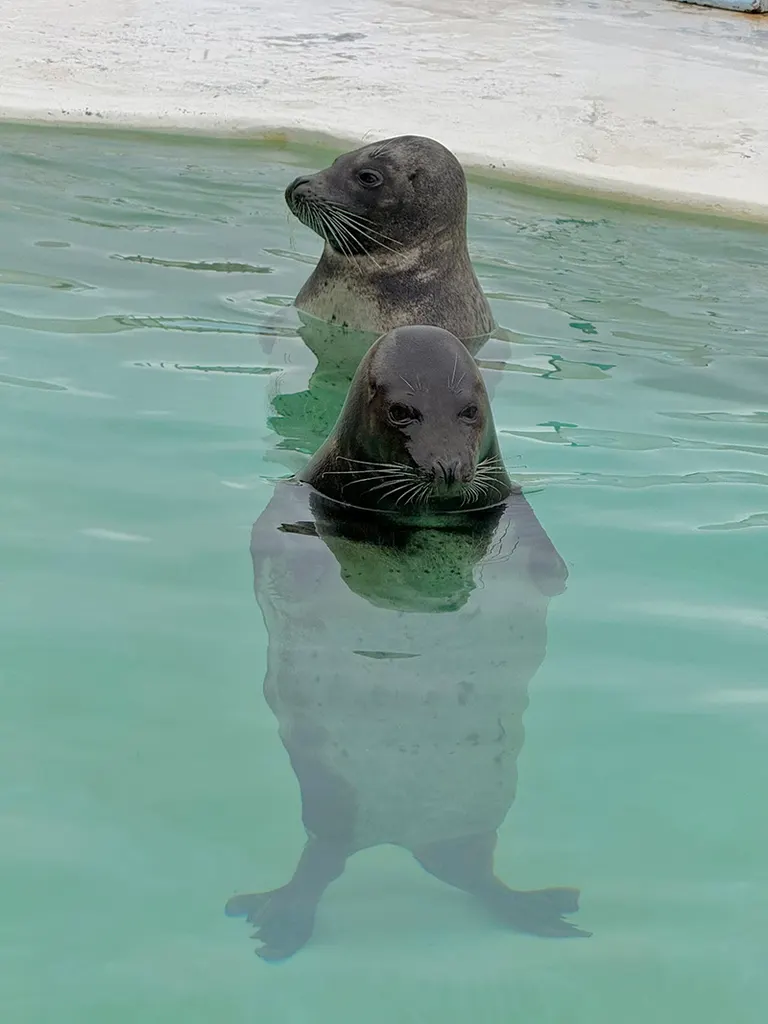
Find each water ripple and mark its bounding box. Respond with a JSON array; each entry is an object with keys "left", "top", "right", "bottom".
[
  {"left": 502, "top": 426, "right": 768, "bottom": 457},
  {"left": 0, "top": 373, "right": 68, "bottom": 392},
  {"left": 517, "top": 470, "right": 768, "bottom": 490},
  {"left": 128, "top": 361, "right": 279, "bottom": 376},
  {"left": 0, "top": 269, "right": 92, "bottom": 291},
  {"left": 112, "top": 255, "right": 272, "bottom": 274},
  {"left": 699, "top": 513, "right": 768, "bottom": 532}
]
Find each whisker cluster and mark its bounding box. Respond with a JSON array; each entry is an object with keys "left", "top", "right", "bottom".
[
  {"left": 322, "top": 457, "right": 430, "bottom": 507},
  {"left": 461, "top": 455, "right": 508, "bottom": 507},
  {"left": 320, "top": 453, "right": 508, "bottom": 511},
  {"left": 447, "top": 353, "right": 467, "bottom": 395},
  {"left": 293, "top": 197, "right": 403, "bottom": 272}
]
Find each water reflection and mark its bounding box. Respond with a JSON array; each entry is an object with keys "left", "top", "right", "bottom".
[{"left": 226, "top": 480, "right": 589, "bottom": 959}]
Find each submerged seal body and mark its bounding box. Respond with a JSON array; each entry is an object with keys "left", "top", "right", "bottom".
[
  {"left": 226, "top": 328, "right": 588, "bottom": 959},
  {"left": 284, "top": 136, "right": 495, "bottom": 345}
]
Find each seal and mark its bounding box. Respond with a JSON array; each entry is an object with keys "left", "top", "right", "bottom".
[
  {"left": 226, "top": 327, "right": 589, "bottom": 959},
  {"left": 284, "top": 136, "right": 495, "bottom": 345}
]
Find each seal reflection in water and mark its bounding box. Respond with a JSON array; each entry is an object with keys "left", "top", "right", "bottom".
[{"left": 226, "top": 327, "right": 590, "bottom": 959}]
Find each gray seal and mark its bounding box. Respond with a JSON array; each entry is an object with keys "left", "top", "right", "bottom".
[
  {"left": 226, "top": 327, "right": 589, "bottom": 959},
  {"left": 284, "top": 136, "right": 495, "bottom": 345}
]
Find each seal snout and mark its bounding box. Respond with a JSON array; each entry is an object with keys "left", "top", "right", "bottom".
[
  {"left": 431, "top": 457, "right": 469, "bottom": 493},
  {"left": 285, "top": 176, "right": 312, "bottom": 209}
]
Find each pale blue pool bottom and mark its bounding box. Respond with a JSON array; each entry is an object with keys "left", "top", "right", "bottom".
[{"left": 1, "top": 125, "right": 766, "bottom": 1024}]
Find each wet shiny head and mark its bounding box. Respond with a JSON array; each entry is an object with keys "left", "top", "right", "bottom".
[
  {"left": 284, "top": 135, "right": 468, "bottom": 261},
  {"left": 301, "top": 326, "right": 512, "bottom": 514}
]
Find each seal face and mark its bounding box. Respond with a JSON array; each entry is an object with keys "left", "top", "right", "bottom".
[
  {"left": 285, "top": 136, "right": 495, "bottom": 343},
  {"left": 301, "top": 325, "right": 509, "bottom": 515}
]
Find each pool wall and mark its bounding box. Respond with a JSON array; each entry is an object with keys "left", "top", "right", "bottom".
[
  {"left": 671, "top": 1, "right": 767, "bottom": 12},
  {"left": 2, "top": 0, "right": 768, "bottom": 220}
]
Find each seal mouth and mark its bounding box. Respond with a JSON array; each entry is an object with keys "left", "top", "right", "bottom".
[
  {"left": 431, "top": 459, "right": 467, "bottom": 493},
  {"left": 325, "top": 455, "right": 508, "bottom": 512}
]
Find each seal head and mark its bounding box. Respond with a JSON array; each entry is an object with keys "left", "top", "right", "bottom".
[
  {"left": 285, "top": 136, "right": 495, "bottom": 342},
  {"left": 300, "top": 325, "right": 511, "bottom": 515}
]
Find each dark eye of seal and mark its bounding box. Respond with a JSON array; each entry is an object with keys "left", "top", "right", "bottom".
[
  {"left": 388, "top": 402, "right": 417, "bottom": 427},
  {"left": 356, "top": 168, "right": 384, "bottom": 189},
  {"left": 459, "top": 404, "right": 479, "bottom": 422}
]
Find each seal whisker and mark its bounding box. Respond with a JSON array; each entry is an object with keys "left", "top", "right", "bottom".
[
  {"left": 323, "top": 465, "right": 415, "bottom": 476},
  {"left": 400, "top": 482, "right": 421, "bottom": 506},
  {"left": 449, "top": 352, "right": 458, "bottom": 391},
  {"left": 317, "top": 208, "right": 359, "bottom": 266},
  {"left": 475, "top": 478, "right": 505, "bottom": 503},
  {"left": 401, "top": 480, "right": 431, "bottom": 507},
  {"left": 389, "top": 481, "right": 418, "bottom": 506},
  {"left": 451, "top": 371, "right": 467, "bottom": 394},
  {"left": 323, "top": 469, "right": 411, "bottom": 477},
  {"left": 373, "top": 479, "right": 422, "bottom": 505},
  {"left": 329, "top": 212, "right": 404, "bottom": 258},
  {"left": 336, "top": 474, "right": 400, "bottom": 488},
  {"left": 337, "top": 457, "right": 416, "bottom": 472},
  {"left": 320, "top": 212, "right": 365, "bottom": 277},
  {"left": 338, "top": 473, "right": 411, "bottom": 492},
  {"left": 301, "top": 202, "right": 326, "bottom": 245},
  {"left": 393, "top": 480, "right": 428, "bottom": 507},
  {"left": 330, "top": 216, "right": 386, "bottom": 269},
  {"left": 364, "top": 475, "right": 419, "bottom": 496},
  {"left": 417, "top": 482, "right": 434, "bottom": 506},
  {"left": 474, "top": 468, "right": 506, "bottom": 493},
  {"left": 324, "top": 204, "right": 405, "bottom": 248}
]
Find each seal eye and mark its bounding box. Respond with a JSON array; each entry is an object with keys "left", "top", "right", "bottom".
[
  {"left": 388, "top": 402, "right": 416, "bottom": 427},
  {"left": 356, "top": 168, "right": 384, "bottom": 189},
  {"left": 459, "top": 404, "right": 479, "bottom": 422}
]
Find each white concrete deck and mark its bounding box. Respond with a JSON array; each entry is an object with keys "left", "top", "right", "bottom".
[{"left": 2, "top": 0, "right": 768, "bottom": 219}]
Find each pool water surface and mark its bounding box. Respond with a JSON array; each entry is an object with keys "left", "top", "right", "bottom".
[{"left": 1, "top": 124, "right": 767, "bottom": 1024}]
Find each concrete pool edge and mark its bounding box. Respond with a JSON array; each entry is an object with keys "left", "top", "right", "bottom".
[
  {"left": 4, "top": 112, "right": 768, "bottom": 228},
  {"left": 5, "top": 0, "right": 768, "bottom": 226}
]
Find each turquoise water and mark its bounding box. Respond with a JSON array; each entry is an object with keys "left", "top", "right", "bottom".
[{"left": 2, "top": 124, "right": 767, "bottom": 1023}]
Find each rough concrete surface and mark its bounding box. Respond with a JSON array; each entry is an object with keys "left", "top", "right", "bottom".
[{"left": 2, "top": 0, "right": 768, "bottom": 218}]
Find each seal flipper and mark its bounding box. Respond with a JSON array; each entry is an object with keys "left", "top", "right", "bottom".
[
  {"left": 507, "top": 491, "right": 569, "bottom": 598},
  {"left": 226, "top": 735, "right": 358, "bottom": 960},
  {"left": 225, "top": 838, "right": 349, "bottom": 961},
  {"left": 225, "top": 837, "right": 348, "bottom": 961},
  {"left": 412, "top": 832, "right": 590, "bottom": 939}
]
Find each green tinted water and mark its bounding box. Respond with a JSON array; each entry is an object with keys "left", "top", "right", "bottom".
[{"left": 1, "top": 125, "right": 766, "bottom": 1023}]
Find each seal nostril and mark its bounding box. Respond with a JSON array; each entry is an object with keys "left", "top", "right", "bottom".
[
  {"left": 285, "top": 176, "right": 311, "bottom": 203},
  {"left": 434, "top": 460, "right": 459, "bottom": 486}
]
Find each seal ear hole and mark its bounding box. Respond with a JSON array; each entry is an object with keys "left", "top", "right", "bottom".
[
  {"left": 388, "top": 402, "right": 418, "bottom": 427},
  {"left": 459, "top": 404, "right": 479, "bottom": 422},
  {"left": 408, "top": 171, "right": 419, "bottom": 182}
]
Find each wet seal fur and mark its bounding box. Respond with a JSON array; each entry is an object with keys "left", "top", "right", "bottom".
[
  {"left": 285, "top": 135, "right": 495, "bottom": 345},
  {"left": 226, "top": 327, "right": 589, "bottom": 959}
]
